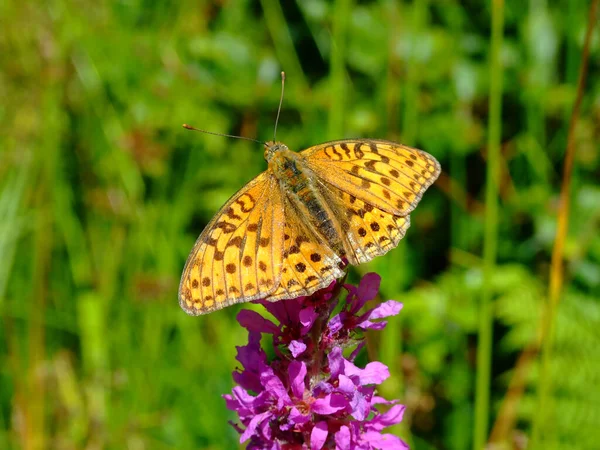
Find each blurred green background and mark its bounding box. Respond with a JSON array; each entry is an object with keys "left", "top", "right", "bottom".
[{"left": 1, "top": 0, "right": 599, "bottom": 449}]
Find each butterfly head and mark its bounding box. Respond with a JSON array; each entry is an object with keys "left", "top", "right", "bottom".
[{"left": 264, "top": 141, "right": 289, "bottom": 162}]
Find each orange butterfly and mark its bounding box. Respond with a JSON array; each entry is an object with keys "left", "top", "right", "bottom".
[
  {"left": 179, "top": 78, "right": 440, "bottom": 315},
  {"left": 179, "top": 137, "right": 440, "bottom": 315}
]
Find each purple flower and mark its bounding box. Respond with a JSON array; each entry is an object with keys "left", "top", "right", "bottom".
[
  {"left": 328, "top": 274, "right": 403, "bottom": 337},
  {"left": 223, "top": 273, "right": 408, "bottom": 449}
]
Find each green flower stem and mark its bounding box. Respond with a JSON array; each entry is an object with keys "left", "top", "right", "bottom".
[
  {"left": 474, "top": 1, "right": 504, "bottom": 449},
  {"left": 531, "top": 0, "right": 598, "bottom": 446},
  {"left": 328, "top": 0, "right": 353, "bottom": 139}
]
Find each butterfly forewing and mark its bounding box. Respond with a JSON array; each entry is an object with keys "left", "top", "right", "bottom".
[
  {"left": 302, "top": 139, "right": 441, "bottom": 216},
  {"left": 179, "top": 172, "right": 285, "bottom": 315}
]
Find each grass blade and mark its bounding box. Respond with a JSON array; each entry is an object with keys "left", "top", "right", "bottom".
[{"left": 474, "top": 1, "right": 504, "bottom": 448}]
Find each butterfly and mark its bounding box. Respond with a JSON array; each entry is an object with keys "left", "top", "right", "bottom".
[{"left": 179, "top": 137, "right": 440, "bottom": 315}]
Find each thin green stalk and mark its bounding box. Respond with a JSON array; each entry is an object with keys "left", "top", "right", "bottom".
[
  {"left": 565, "top": 0, "right": 581, "bottom": 84},
  {"left": 328, "top": 0, "right": 353, "bottom": 139},
  {"left": 446, "top": 1, "right": 470, "bottom": 252},
  {"left": 379, "top": 2, "right": 427, "bottom": 445},
  {"left": 378, "top": 8, "right": 407, "bottom": 439},
  {"left": 378, "top": 284, "right": 407, "bottom": 440},
  {"left": 378, "top": 0, "right": 425, "bottom": 394},
  {"left": 0, "top": 158, "right": 30, "bottom": 302},
  {"left": 521, "top": 0, "right": 553, "bottom": 186},
  {"left": 379, "top": 0, "right": 428, "bottom": 377},
  {"left": 383, "top": 0, "right": 401, "bottom": 138},
  {"left": 531, "top": 0, "right": 598, "bottom": 446},
  {"left": 450, "top": 151, "right": 468, "bottom": 249},
  {"left": 27, "top": 187, "right": 50, "bottom": 450},
  {"left": 26, "top": 92, "right": 61, "bottom": 450},
  {"left": 474, "top": 1, "right": 504, "bottom": 449},
  {"left": 401, "top": 0, "right": 428, "bottom": 146},
  {"left": 260, "top": 0, "right": 309, "bottom": 94}
]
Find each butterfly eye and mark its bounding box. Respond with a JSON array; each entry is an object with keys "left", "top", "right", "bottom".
[{"left": 264, "top": 142, "right": 283, "bottom": 161}]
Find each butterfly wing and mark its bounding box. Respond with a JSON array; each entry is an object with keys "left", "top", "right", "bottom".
[
  {"left": 317, "top": 182, "right": 411, "bottom": 265},
  {"left": 263, "top": 196, "right": 346, "bottom": 302},
  {"left": 301, "top": 139, "right": 440, "bottom": 265},
  {"left": 301, "top": 139, "right": 440, "bottom": 216},
  {"left": 179, "top": 172, "right": 285, "bottom": 315}
]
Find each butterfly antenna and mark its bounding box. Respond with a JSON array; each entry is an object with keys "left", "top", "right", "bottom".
[
  {"left": 182, "top": 124, "right": 264, "bottom": 145},
  {"left": 273, "top": 71, "right": 285, "bottom": 142}
]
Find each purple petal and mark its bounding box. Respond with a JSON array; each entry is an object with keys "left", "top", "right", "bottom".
[
  {"left": 311, "top": 421, "right": 329, "bottom": 450},
  {"left": 231, "top": 386, "right": 256, "bottom": 408},
  {"left": 312, "top": 393, "right": 347, "bottom": 414},
  {"left": 328, "top": 313, "right": 344, "bottom": 335},
  {"left": 233, "top": 332, "right": 267, "bottom": 391},
  {"left": 251, "top": 390, "right": 274, "bottom": 411},
  {"left": 237, "top": 310, "right": 280, "bottom": 334},
  {"left": 349, "top": 390, "right": 369, "bottom": 421},
  {"left": 344, "top": 283, "right": 358, "bottom": 299},
  {"left": 240, "top": 410, "right": 272, "bottom": 443},
  {"left": 357, "top": 320, "right": 388, "bottom": 331},
  {"left": 344, "top": 360, "right": 390, "bottom": 385},
  {"left": 357, "top": 273, "right": 381, "bottom": 303},
  {"left": 345, "top": 273, "right": 380, "bottom": 315},
  {"left": 360, "top": 385, "right": 376, "bottom": 401},
  {"left": 371, "top": 396, "right": 399, "bottom": 406},
  {"left": 232, "top": 370, "right": 261, "bottom": 393},
  {"left": 349, "top": 341, "right": 366, "bottom": 362},
  {"left": 288, "top": 360, "right": 307, "bottom": 399},
  {"left": 365, "top": 300, "right": 403, "bottom": 321},
  {"left": 248, "top": 441, "right": 281, "bottom": 450},
  {"left": 343, "top": 284, "right": 359, "bottom": 311},
  {"left": 286, "top": 407, "right": 310, "bottom": 428},
  {"left": 289, "top": 339, "right": 307, "bottom": 357},
  {"left": 235, "top": 331, "right": 264, "bottom": 367},
  {"left": 299, "top": 307, "right": 319, "bottom": 333},
  {"left": 335, "top": 426, "right": 352, "bottom": 449},
  {"left": 361, "top": 431, "right": 409, "bottom": 449},
  {"left": 328, "top": 347, "right": 344, "bottom": 379},
  {"left": 261, "top": 297, "right": 302, "bottom": 324},
  {"left": 366, "top": 405, "right": 406, "bottom": 431},
  {"left": 260, "top": 368, "right": 291, "bottom": 407},
  {"left": 233, "top": 331, "right": 267, "bottom": 392},
  {"left": 223, "top": 394, "right": 252, "bottom": 417},
  {"left": 320, "top": 279, "right": 338, "bottom": 297},
  {"left": 259, "top": 417, "right": 272, "bottom": 440},
  {"left": 313, "top": 380, "right": 334, "bottom": 396},
  {"left": 337, "top": 374, "right": 356, "bottom": 394}
]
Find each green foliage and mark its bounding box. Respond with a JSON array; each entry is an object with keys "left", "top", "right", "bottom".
[
  {"left": 500, "top": 287, "right": 600, "bottom": 449},
  {"left": 1, "top": 0, "right": 598, "bottom": 449}
]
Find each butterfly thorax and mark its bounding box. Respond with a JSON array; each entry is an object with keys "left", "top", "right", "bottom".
[
  {"left": 266, "top": 143, "right": 314, "bottom": 195},
  {"left": 266, "top": 143, "right": 345, "bottom": 254}
]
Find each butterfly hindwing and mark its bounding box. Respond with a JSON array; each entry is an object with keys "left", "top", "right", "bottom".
[
  {"left": 320, "top": 185, "right": 411, "bottom": 265},
  {"left": 264, "top": 198, "right": 345, "bottom": 302},
  {"left": 179, "top": 172, "right": 285, "bottom": 315},
  {"left": 302, "top": 139, "right": 441, "bottom": 216}
]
